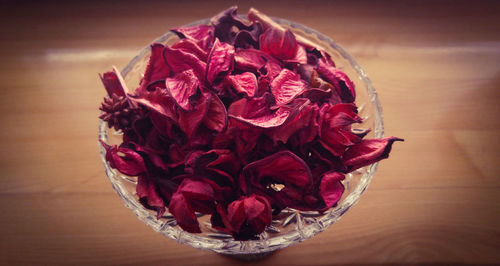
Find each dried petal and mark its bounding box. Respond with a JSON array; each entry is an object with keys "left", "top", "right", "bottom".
[
  {"left": 226, "top": 72, "right": 257, "bottom": 97},
  {"left": 163, "top": 46, "right": 207, "bottom": 82},
  {"left": 319, "top": 172, "right": 345, "bottom": 210},
  {"left": 206, "top": 38, "right": 235, "bottom": 84},
  {"left": 168, "top": 191, "right": 201, "bottom": 233},
  {"left": 139, "top": 43, "right": 171, "bottom": 93},
  {"left": 342, "top": 137, "right": 404, "bottom": 172},
  {"left": 166, "top": 69, "right": 199, "bottom": 111},
  {"left": 271, "top": 68, "right": 307, "bottom": 106},
  {"left": 203, "top": 92, "right": 228, "bottom": 132}
]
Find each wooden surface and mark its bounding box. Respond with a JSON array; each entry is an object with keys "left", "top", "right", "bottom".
[{"left": 1, "top": 0, "right": 499, "bottom": 265}]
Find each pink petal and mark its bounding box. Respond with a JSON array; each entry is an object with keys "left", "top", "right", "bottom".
[
  {"left": 226, "top": 72, "right": 257, "bottom": 97},
  {"left": 166, "top": 69, "right": 199, "bottom": 111},
  {"left": 342, "top": 137, "right": 404, "bottom": 172},
  {"left": 206, "top": 38, "right": 235, "bottom": 84},
  {"left": 227, "top": 199, "right": 246, "bottom": 232},
  {"left": 270, "top": 68, "right": 307, "bottom": 106},
  {"left": 271, "top": 103, "right": 317, "bottom": 143}
]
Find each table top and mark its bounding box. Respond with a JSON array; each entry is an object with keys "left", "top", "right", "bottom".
[{"left": 1, "top": 0, "right": 499, "bottom": 265}]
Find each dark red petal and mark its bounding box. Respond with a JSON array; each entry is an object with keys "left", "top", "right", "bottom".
[
  {"left": 103, "top": 144, "right": 147, "bottom": 176},
  {"left": 243, "top": 150, "right": 312, "bottom": 187},
  {"left": 271, "top": 68, "right": 307, "bottom": 106},
  {"left": 137, "top": 175, "right": 165, "bottom": 218},
  {"left": 171, "top": 38, "right": 209, "bottom": 62},
  {"left": 206, "top": 38, "right": 235, "bottom": 84},
  {"left": 226, "top": 72, "right": 257, "bottom": 97},
  {"left": 178, "top": 178, "right": 215, "bottom": 214},
  {"left": 128, "top": 88, "right": 177, "bottom": 121},
  {"left": 243, "top": 195, "right": 271, "bottom": 233},
  {"left": 227, "top": 199, "right": 246, "bottom": 232},
  {"left": 99, "top": 67, "right": 127, "bottom": 98},
  {"left": 165, "top": 69, "right": 199, "bottom": 111},
  {"left": 317, "top": 62, "right": 356, "bottom": 103},
  {"left": 163, "top": 46, "right": 207, "bottom": 82},
  {"left": 202, "top": 92, "right": 227, "bottom": 132},
  {"left": 319, "top": 172, "right": 345, "bottom": 210},
  {"left": 139, "top": 43, "right": 171, "bottom": 93},
  {"left": 229, "top": 107, "right": 291, "bottom": 129},
  {"left": 178, "top": 93, "right": 210, "bottom": 138},
  {"left": 260, "top": 28, "right": 298, "bottom": 60},
  {"left": 234, "top": 48, "right": 282, "bottom": 78},
  {"left": 168, "top": 191, "right": 201, "bottom": 233},
  {"left": 171, "top": 24, "right": 215, "bottom": 49},
  {"left": 342, "top": 137, "right": 404, "bottom": 172},
  {"left": 283, "top": 44, "right": 307, "bottom": 64},
  {"left": 271, "top": 103, "right": 316, "bottom": 144}
]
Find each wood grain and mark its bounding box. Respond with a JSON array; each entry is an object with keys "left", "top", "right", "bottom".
[{"left": 0, "top": 0, "right": 499, "bottom": 265}]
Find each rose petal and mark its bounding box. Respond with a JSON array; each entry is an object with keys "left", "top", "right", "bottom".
[
  {"left": 137, "top": 175, "right": 165, "bottom": 218},
  {"left": 171, "top": 24, "right": 215, "bottom": 50},
  {"left": 206, "top": 38, "right": 235, "bottom": 84},
  {"left": 139, "top": 43, "right": 171, "bottom": 93},
  {"left": 317, "top": 60, "right": 356, "bottom": 103},
  {"left": 271, "top": 68, "right": 307, "bottom": 106},
  {"left": 100, "top": 141, "right": 147, "bottom": 176},
  {"left": 128, "top": 87, "right": 177, "bottom": 121},
  {"left": 168, "top": 191, "right": 201, "bottom": 233},
  {"left": 226, "top": 72, "right": 258, "bottom": 97},
  {"left": 171, "top": 38, "right": 209, "bottom": 62},
  {"left": 260, "top": 28, "right": 297, "bottom": 60},
  {"left": 178, "top": 93, "right": 210, "bottom": 138},
  {"left": 166, "top": 69, "right": 199, "bottom": 111},
  {"left": 319, "top": 172, "right": 345, "bottom": 210},
  {"left": 163, "top": 46, "right": 207, "bottom": 82},
  {"left": 234, "top": 48, "right": 282, "bottom": 78},
  {"left": 203, "top": 92, "right": 228, "bottom": 132},
  {"left": 342, "top": 137, "right": 404, "bottom": 172}
]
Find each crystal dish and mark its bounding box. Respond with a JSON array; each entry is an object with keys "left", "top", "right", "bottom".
[{"left": 98, "top": 16, "right": 384, "bottom": 257}]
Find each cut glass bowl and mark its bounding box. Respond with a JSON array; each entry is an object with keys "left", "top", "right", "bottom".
[{"left": 98, "top": 16, "right": 384, "bottom": 257}]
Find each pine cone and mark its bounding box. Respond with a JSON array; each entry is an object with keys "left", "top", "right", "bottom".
[{"left": 99, "top": 94, "right": 141, "bottom": 131}]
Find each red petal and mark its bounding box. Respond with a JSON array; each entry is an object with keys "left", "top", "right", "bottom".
[
  {"left": 317, "top": 60, "right": 356, "bottom": 103},
  {"left": 139, "top": 43, "right": 171, "bottom": 93},
  {"left": 227, "top": 199, "right": 246, "bottom": 232},
  {"left": 172, "top": 38, "right": 209, "bottom": 62},
  {"left": 128, "top": 88, "right": 177, "bottom": 121},
  {"left": 171, "top": 24, "right": 215, "bottom": 50},
  {"left": 271, "top": 103, "right": 317, "bottom": 143},
  {"left": 103, "top": 144, "right": 147, "bottom": 176},
  {"left": 271, "top": 68, "right": 307, "bottom": 106},
  {"left": 226, "top": 72, "right": 257, "bottom": 97},
  {"left": 243, "top": 195, "right": 271, "bottom": 233},
  {"left": 203, "top": 92, "right": 227, "bottom": 132},
  {"left": 243, "top": 150, "right": 312, "bottom": 187},
  {"left": 179, "top": 178, "right": 215, "bottom": 214},
  {"left": 206, "top": 38, "right": 235, "bottom": 84},
  {"left": 166, "top": 69, "right": 199, "bottom": 111},
  {"left": 163, "top": 46, "right": 207, "bottom": 82},
  {"left": 99, "top": 67, "right": 126, "bottom": 98},
  {"left": 342, "top": 137, "right": 404, "bottom": 172},
  {"left": 319, "top": 172, "right": 345, "bottom": 210},
  {"left": 229, "top": 107, "right": 291, "bottom": 129},
  {"left": 137, "top": 175, "right": 165, "bottom": 218},
  {"left": 260, "top": 28, "right": 297, "bottom": 61},
  {"left": 234, "top": 48, "right": 282, "bottom": 78},
  {"left": 168, "top": 191, "right": 201, "bottom": 233},
  {"left": 178, "top": 93, "right": 210, "bottom": 138}
]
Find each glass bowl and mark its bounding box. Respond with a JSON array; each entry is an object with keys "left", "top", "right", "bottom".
[{"left": 98, "top": 16, "right": 384, "bottom": 258}]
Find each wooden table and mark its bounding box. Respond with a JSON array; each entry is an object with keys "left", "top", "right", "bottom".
[{"left": 1, "top": 1, "right": 499, "bottom": 264}]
